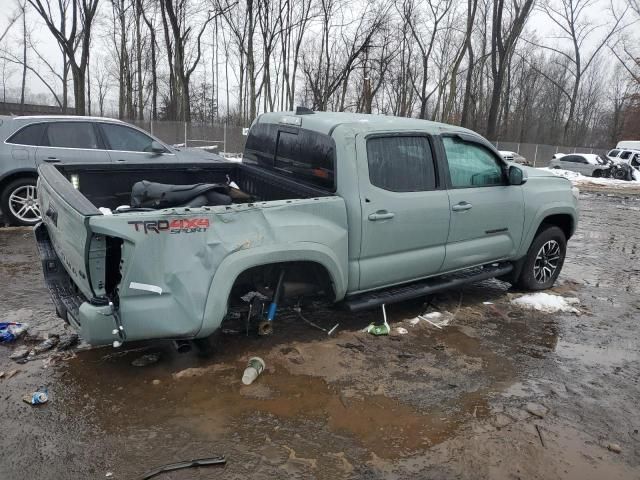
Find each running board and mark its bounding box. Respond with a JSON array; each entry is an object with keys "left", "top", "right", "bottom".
[{"left": 341, "top": 262, "right": 513, "bottom": 312}]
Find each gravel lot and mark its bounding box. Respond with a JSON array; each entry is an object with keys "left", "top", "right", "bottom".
[{"left": 0, "top": 191, "right": 639, "bottom": 479}]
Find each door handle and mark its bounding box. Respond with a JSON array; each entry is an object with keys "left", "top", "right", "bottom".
[
  {"left": 452, "top": 201, "right": 473, "bottom": 212},
  {"left": 368, "top": 210, "right": 395, "bottom": 221},
  {"left": 115, "top": 159, "right": 126, "bottom": 162},
  {"left": 44, "top": 157, "right": 59, "bottom": 163}
]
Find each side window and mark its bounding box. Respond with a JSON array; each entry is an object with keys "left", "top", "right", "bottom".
[
  {"left": 577, "top": 156, "right": 589, "bottom": 164},
  {"left": 442, "top": 137, "right": 505, "bottom": 188},
  {"left": 45, "top": 122, "right": 99, "bottom": 149},
  {"left": 562, "top": 155, "right": 577, "bottom": 163},
  {"left": 619, "top": 151, "right": 632, "bottom": 160},
  {"left": 608, "top": 149, "right": 620, "bottom": 157},
  {"left": 6, "top": 123, "right": 46, "bottom": 146},
  {"left": 366, "top": 136, "right": 436, "bottom": 192},
  {"left": 100, "top": 123, "right": 159, "bottom": 152}
]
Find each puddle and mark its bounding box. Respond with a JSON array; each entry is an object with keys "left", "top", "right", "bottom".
[{"left": 555, "top": 340, "right": 639, "bottom": 366}]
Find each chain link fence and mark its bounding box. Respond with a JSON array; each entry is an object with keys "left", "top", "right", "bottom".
[
  {"left": 125, "top": 120, "right": 610, "bottom": 166},
  {"left": 127, "top": 120, "right": 247, "bottom": 155}
]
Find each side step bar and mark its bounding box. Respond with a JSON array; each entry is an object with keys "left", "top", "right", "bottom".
[{"left": 341, "top": 262, "right": 513, "bottom": 312}]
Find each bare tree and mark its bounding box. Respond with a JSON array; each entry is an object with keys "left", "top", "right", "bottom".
[
  {"left": 533, "top": 0, "right": 631, "bottom": 143},
  {"left": 28, "top": 0, "right": 100, "bottom": 115},
  {"left": 485, "top": 0, "right": 535, "bottom": 140}
]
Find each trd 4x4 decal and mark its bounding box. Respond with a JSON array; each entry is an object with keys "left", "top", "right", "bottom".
[{"left": 128, "top": 218, "right": 210, "bottom": 234}]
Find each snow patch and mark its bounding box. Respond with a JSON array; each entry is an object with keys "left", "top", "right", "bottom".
[
  {"left": 538, "top": 167, "right": 640, "bottom": 187},
  {"left": 395, "top": 327, "right": 408, "bottom": 335},
  {"left": 511, "top": 293, "right": 580, "bottom": 313}
]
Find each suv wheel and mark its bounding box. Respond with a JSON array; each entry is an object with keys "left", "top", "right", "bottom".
[
  {"left": 1, "top": 178, "right": 41, "bottom": 226},
  {"left": 515, "top": 225, "right": 566, "bottom": 290}
]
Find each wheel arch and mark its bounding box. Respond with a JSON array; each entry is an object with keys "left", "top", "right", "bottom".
[
  {"left": 197, "top": 244, "right": 348, "bottom": 338},
  {"left": 0, "top": 169, "right": 38, "bottom": 195},
  {"left": 536, "top": 213, "right": 574, "bottom": 240}
]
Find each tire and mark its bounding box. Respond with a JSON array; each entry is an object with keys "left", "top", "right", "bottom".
[
  {"left": 592, "top": 170, "right": 602, "bottom": 178},
  {"left": 0, "top": 177, "right": 41, "bottom": 226},
  {"left": 515, "top": 225, "right": 566, "bottom": 291}
]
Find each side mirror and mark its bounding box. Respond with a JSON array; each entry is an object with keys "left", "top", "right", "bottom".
[
  {"left": 150, "top": 140, "right": 165, "bottom": 154},
  {"left": 508, "top": 165, "right": 527, "bottom": 185}
]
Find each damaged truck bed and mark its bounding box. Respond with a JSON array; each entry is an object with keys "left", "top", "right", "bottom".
[{"left": 35, "top": 111, "right": 578, "bottom": 347}]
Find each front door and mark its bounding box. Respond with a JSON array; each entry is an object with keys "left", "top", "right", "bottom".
[
  {"left": 440, "top": 135, "right": 524, "bottom": 272},
  {"left": 35, "top": 121, "right": 110, "bottom": 164},
  {"left": 98, "top": 123, "right": 178, "bottom": 163},
  {"left": 357, "top": 133, "right": 450, "bottom": 291}
]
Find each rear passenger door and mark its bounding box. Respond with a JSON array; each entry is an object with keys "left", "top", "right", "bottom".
[
  {"left": 357, "top": 133, "right": 450, "bottom": 291},
  {"left": 35, "top": 122, "right": 110, "bottom": 164},
  {"left": 441, "top": 135, "right": 524, "bottom": 272}
]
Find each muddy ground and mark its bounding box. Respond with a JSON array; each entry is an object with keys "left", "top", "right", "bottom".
[{"left": 1, "top": 191, "right": 639, "bottom": 480}]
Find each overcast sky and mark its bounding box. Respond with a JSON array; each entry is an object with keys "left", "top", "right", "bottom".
[{"left": 0, "top": 0, "right": 628, "bottom": 113}]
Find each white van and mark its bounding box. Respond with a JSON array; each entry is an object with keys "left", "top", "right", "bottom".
[
  {"left": 616, "top": 141, "right": 640, "bottom": 150},
  {"left": 607, "top": 147, "right": 640, "bottom": 166}
]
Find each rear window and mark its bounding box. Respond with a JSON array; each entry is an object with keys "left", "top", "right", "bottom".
[
  {"left": 367, "top": 136, "right": 437, "bottom": 192},
  {"left": 6, "top": 123, "right": 46, "bottom": 146},
  {"left": 244, "top": 123, "right": 336, "bottom": 190},
  {"left": 45, "top": 122, "right": 99, "bottom": 149}
]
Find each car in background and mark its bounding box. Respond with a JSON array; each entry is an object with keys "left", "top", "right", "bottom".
[
  {"left": 499, "top": 150, "right": 531, "bottom": 166},
  {"left": 0, "top": 115, "right": 224, "bottom": 225},
  {"left": 549, "top": 153, "right": 609, "bottom": 177},
  {"left": 607, "top": 148, "right": 640, "bottom": 165}
]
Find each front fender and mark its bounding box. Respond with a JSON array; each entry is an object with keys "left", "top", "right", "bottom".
[
  {"left": 197, "top": 242, "right": 348, "bottom": 338},
  {"left": 518, "top": 203, "right": 578, "bottom": 258}
]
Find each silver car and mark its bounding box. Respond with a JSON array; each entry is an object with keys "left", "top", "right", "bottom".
[
  {"left": 548, "top": 153, "right": 609, "bottom": 178},
  {"left": 0, "top": 115, "right": 224, "bottom": 225}
]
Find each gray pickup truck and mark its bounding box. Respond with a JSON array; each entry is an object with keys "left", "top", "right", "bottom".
[{"left": 35, "top": 111, "right": 578, "bottom": 348}]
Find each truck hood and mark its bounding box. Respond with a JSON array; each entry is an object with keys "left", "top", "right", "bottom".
[
  {"left": 519, "top": 165, "right": 567, "bottom": 180},
  {"left": 172, "top": 147, "right": 226, "bottom": 162}
]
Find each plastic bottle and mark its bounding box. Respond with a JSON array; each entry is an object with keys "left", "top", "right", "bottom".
[{"left": 242, "top": 357, "right": 265, "bottom": 385}]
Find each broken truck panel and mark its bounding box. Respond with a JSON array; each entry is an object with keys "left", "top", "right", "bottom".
[{"left": 84, "top": 198, "right": 348, "bottom": 343}]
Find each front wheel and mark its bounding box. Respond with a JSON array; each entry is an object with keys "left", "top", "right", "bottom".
[
  {"left": 515, "top": 226, "right": 566, "bottom": 291},
  {"left": 1, "top": 177, "right": 41, "bottom": 226}
]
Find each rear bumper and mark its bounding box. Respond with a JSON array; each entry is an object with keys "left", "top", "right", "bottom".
[{"left": 34, "top": 223, "right": 116, "bottom": 345}]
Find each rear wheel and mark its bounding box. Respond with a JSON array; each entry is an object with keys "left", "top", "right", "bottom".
[
  {"left": 1, "top": 177, "right": 41, "bottom": 226},
  {"left": 515, "top": 226, "right": 566, "bottom": 291}
]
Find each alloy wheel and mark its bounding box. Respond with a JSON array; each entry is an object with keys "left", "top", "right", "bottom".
[
  {"left": 533, "top": 240, "right": 561, "bottom": 284},
  {"left": 8, "top": 185, "right": 41, "bottom": 223}
]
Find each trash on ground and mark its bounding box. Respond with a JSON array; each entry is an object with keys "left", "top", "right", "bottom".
[
  {"left": 242, "top": 357, "right": 265, "bottom": 385},
  {"left": 483, "top": 301, "right": 494, "bottom": 305},
  {"left": 22, "top": 387, "right": 48, "bottom": 405},
  {"left": 395, "top": 327, "right": 408, "bottom": 335},
  {"left": 152, "top": 379, "right": 161, "bottom": 385},
  {"left": 511, "top": 293, "right": 580, "bottom": 313},
  {"left": 524, "top": 402, "right": 548, "bottom": 418},
  {"left": 0, "top": 322, "right": 29, "bottom": 343},
  {"left": 57, "top": 333, "right": 79, "bottom": 351},
  {"left": 139, "top": 455, "right": 226, "bottom": 480},
  {"left": 416, "top": 311, "right": 453, "bottom": 329},
  {"left": 364, "top": 304, "right": 391, "bottom": 336},
  {"left": 34, "top": 335, "right": 60, "bottom": 354},
  {"left": 364, "top": 323, "right": 390, "bottom": 336},
  {"left": 607, "top": 443, "right": 622, "bottom": 453},
  {"left": 6, "top": 369, "right": 19, "bottom": 379},
  {"left": 131, "top": 353, "right": 161, "bottom": 367},
  {"left": 9, "top": 347, "right": 30, "bottom": 360}
]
